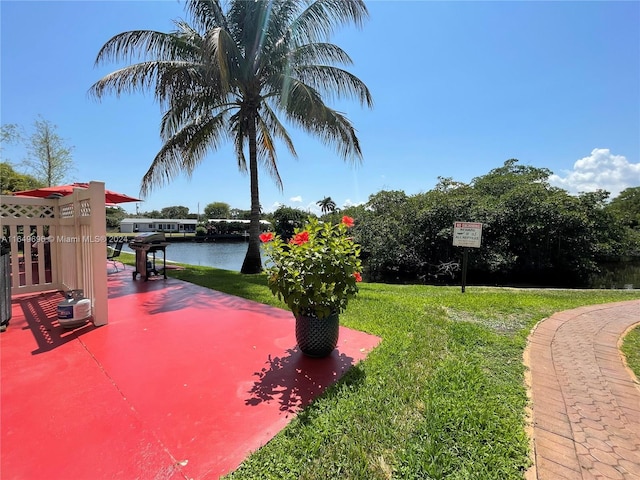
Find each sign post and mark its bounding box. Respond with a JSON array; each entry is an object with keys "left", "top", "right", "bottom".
[
  {"left": 461, "top": 248, "right": 469, "bottom": 293},
  {"left": 453, "top": 222, "right": 483, "bottom": 293}
]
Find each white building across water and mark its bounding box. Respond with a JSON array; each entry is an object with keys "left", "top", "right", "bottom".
[{"left": 119, "top": 218, "right": 198, "bottom": 234}]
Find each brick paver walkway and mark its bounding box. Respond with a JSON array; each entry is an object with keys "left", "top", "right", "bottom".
[{"left": 525, "top": 300, "right": 640, "bottom": 479}]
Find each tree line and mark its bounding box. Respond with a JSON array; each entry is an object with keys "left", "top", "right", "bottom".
[
  {"left": 279, "top": 160, "right": 639, "bottom": 288},
  {"left": 356, "top": 161, "right": 638, "bottom": 287},
  {"left": 111, "top": 158, "right": 639, "bottom": 288}
]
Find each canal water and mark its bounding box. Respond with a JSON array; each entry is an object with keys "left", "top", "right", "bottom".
[
  {"left": 589, "top": 260, "right": 640, "bottom": 289},
  {"left": 124, "top": 241, "right": 249, "bottom": 272},
  {"left": 126, "top": 241, "right": 640, "bottom": 287}
]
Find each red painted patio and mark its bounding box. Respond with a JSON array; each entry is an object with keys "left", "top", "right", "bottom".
[{"left": 1, "top": 269, "right": 381, "bottom": 480}]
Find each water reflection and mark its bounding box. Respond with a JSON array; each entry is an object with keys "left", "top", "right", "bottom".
[
  {"left": 123, "top": 241, "right": 640, "bottom": 287},
  {"left": 590, "top": 260, "right": 640, "bottom": 289},
  {"left": 124, "top": 241, "right": 249, "bottom": 272}
]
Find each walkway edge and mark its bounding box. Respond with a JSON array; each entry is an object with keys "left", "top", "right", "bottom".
[{"left": 524, "top": 299, "right": 640, "bottom": 480}]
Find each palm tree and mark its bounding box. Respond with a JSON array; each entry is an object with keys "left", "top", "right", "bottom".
[
  {"left": 89, "top": 0, "right": 373, "bottom": 273},
  {"left": 317, "top": 196, "right": 336, "bottom": 214}
]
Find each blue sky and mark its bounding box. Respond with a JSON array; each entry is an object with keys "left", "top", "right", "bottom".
[{"left": 2, "top": 0, "right": 639, "bottom": 216}]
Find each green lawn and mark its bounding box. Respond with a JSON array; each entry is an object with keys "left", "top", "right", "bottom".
[
  {"left": 621, "top": 326, "right": 640, "bottom": 380},
  {"left": 127, "top": 260, "right": 640, "bottom": 479}
]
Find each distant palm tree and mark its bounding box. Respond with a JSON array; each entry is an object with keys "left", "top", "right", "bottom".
[
  {"left": 89, "top": 0, "right": 372, "bottom": 273},
  {"left": 317, "top": 196, "right": 337, "bottom": 214}
]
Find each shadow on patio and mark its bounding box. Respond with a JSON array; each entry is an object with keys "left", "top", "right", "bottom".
[
  {"left": 13, "top": 291, "right": 97, "bottom": 354},
  {"left": 1, "top": 268, "right": 381, "bottom": 479},
  {"left": 245, "top": 348, "right": 364, "bottom": 414}
]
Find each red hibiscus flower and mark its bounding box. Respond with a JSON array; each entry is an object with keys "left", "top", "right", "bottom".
[
  {"left": 341, "top": 216, "right": 354, "bottom": 228},
  {"left": 353, "top": 272, "right": 362, "bottom": 282},
  {"left": 259, "top": 232, "right": 274, "bottom": 242},
  {"left": 290, "top": 231, "right": 310, "bottom": 245}
]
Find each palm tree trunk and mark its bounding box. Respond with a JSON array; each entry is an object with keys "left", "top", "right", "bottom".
[{"left": 241, "top": 110, "right": 263, "bottom": 274}]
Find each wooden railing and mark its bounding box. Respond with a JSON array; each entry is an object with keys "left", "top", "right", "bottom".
[{"left": 1, "top": 182, "right": 109, "bottom": 326}]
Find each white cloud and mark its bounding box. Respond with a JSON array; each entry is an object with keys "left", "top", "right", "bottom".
[
  {"left": 342, "top": 198, "right": 365, "bottom": 209},
  {"left": 264, "top": 198, "right": 318, "bottom": 215},
  {"left": 304, "top": 202, "right": 321, "bottom": 215},
  {"left": 549, "top": 148, "right": 640, "bottom": 198},
  {"left": 265, "top": 201, "right": 283, "bottom": 213}
]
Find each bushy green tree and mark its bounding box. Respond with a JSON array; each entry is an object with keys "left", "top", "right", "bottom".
[
  {"left": 230, "top": 208, "right": 252, "bottom": 220},
  {"left": 139, "top": 210, "right": 162, "bottom": 219},
  {"left": 106, "top": 206, "right": 127, "bottom": 230},
  {"left": 0, "top": 162, "right": 43, "bottom": 194},
  {"left": 161, "top": 205, "right": 189, "bottom": 219},
  {"left": 355, "top": 160, "right": 628, "bottom": 286},
  {"left": 607, "top": 187, "right": 640, "bottom": 230},
  {"left": 352, "top": 190, "right": 419, "bottom": 282},
  {"left": 607, "top": 187, "right": 640, "bottom": 257},
  {"left": 322, "top": 204, "right": 365, "bottom": 226},
  {"left": 270, "top": 206, "right": 309, "bottom": 241},
  {"left": 204, "top": 202, "right": 231, "bottom": 219}
]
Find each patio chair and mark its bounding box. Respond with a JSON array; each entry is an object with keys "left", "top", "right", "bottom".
[{"left": 107, "top": 238, "right": 126, "bottom": 272}]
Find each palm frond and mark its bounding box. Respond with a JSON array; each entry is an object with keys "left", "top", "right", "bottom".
[
  {"left": 269, "top": 0, "right": 303, "bottom": 34},
  {"left": 203, "top": 27, "right": 244, "bottom": 94},
  {"left": 259, "top": 102, "right": 297, "bottom": 158},
  {"left": 307, "top": 106, "right": 362, "bottom": 161},
  {"left": 93, "top": 29, "right": 196, "bottom": 67},
  {"left": 155, "top": 65, "right": 210, "bottom": 111},
  {"left": 90, "top": 61, "right": 191, "bottom": 99},
  {"left": 290, "top": 42, "right": 353, "bottom": 66},
  {"left": 140, "top": 112, "right": 230, "bottom": 196},
  {"left": 185, "top": 0, "right": 228, "bottom": 32},
  {"left": 229, "top": 112, "right": 248, "bottom": 173},
  {"left": 172, "top": 19, "right": 205, "bottom": 47},
  {"left": 160, "top": 94, "right": 237, "bottom": 142},
  {"left": 181, "top": 113, "right": 231, "bottom": 166},
  {"left": 226, "top": 0, "right": 267, "bottom": 56},
  {"left": 279, "top": 77, "right": 363, "bottom": 161},
  {"left": 255, "top": 116, "right": 284, "bottom": 190},
  {"left": 291, "top": 65, "right": 373, "bottom": 107},
  {"left": 288, "top": 0, "right": 369, "bottom": 45}
]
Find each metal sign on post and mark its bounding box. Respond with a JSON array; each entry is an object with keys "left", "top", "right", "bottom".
[
  {"left": 453, "top": 222, "right": 483, "bottom": 248},
  {"left": 453, "top": 222, "right": 483, "bottom": 293}
]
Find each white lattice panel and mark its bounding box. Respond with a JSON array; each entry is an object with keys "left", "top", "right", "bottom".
[
  {"left": 59, "top": 203, "right": 75, "bottom": 219},
  {"left": 1, "top": 183, "right": 108, "bottom": 325},
  {"left": 0, "top": 203, "right": 56, "bottom": 219},
  {"left": 79, "top": 199, "right": 91, "bottom": 217}
]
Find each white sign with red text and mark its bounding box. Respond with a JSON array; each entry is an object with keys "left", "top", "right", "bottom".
[{"left": 453, "top": 222, "right": 483, "bottom": 248}]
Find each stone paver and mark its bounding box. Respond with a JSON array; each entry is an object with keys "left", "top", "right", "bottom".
[{"left": 525, "top": 300, "right": 640, "bottom": 479}]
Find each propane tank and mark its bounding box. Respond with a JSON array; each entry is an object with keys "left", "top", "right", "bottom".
[{"left": 57, "top": 289, "right": 92, "bottom": 328}]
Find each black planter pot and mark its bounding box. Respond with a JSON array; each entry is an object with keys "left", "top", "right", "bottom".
[{"left": 295, "top": 312, "right": 339, "bottom": 358}]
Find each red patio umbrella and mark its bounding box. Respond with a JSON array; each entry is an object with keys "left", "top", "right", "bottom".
[{"left": 12, "top": 182, "right": 141, "bottom": 205}]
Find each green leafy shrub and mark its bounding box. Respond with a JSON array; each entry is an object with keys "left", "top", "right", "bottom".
[{"left": 261, "top": 216, "right": 362, "bottom": 318}]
